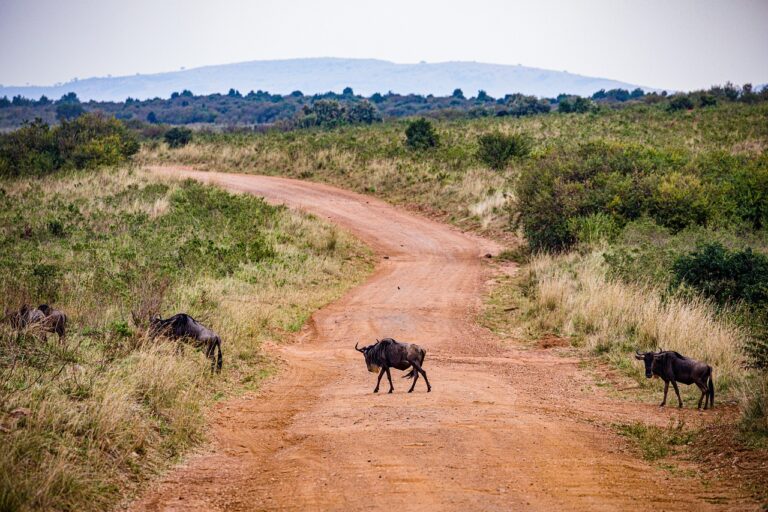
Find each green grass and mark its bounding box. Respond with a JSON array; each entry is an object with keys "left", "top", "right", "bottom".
[
  {"left": 615, "top": 421, "right": 696, "bottom": 461},
  {"left": 0, "top": 166, "right": 372, "bottom": 511}
]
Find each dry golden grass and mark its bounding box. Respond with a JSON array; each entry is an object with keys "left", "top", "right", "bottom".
[
  {"left": 0, "top": 166, "right": 373, "bottom": 511},
  {"left": 527, "top": 250, "right": 746, "bottom": 391}
]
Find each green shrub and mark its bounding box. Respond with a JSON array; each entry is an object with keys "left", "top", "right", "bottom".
[
  {"left": 405, "top": 118, "right": 439, "bottom": 150},
  {"left": 164, "top": 127, "right": 193, "bottom": 148},
  {"left": 55, "top": 103, "right": 85, "bottom": 121},
  {"left": 672, "top": 243, "right": 768, "bottom": 308},
  {"left": 515, "top": 139, "right": 768, "bottom": 252},
  {"left": 668, "top": 95, "right": 694, "bottom": 112},
  {"left": 476, "top": 132, "right": 531, "bottom": 170},
  {"left": 0, "top": 114, "right": 138, "bottom": 178}
]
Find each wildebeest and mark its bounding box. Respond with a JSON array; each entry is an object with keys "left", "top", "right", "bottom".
[
  {"left": 8, "top": 304, "right": 67, "bottom": 340},
  {"left": 355, "top": 338, "right": 431, "bottom": 393},
  {"left": 635, "top": 350, "right": 714, "bottom": 409},
  {"left": 149, "top": 313, "right": 223, "bottom": 373},
  {"left": 37, "top": 304, "right": 67, "bottom": 339}
]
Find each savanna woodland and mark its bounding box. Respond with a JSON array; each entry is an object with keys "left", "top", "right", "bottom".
[{"left": 2, "top": 81, "right": 768, "bottom": 510}]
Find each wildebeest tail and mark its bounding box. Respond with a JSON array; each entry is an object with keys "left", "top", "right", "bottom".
[
  {"left": 708, "top": 370, "right": 714, "bottom": 407},
  {"left": 216, "top": 336, "right": 223, "bottom": 372},
  {"left": 402, "top": 369, "right": 416, "bottom": 379}
]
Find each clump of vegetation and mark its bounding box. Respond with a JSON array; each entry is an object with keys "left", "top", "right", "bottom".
[
  {"left": 298, "top": 99, "right": 381, "bottom": 128},
  {"left": 405, "top": 118, "right": 439, "bottom": 150},
  {"left": 476, "top": 131, "right": 531, "bottom": 170},
  {"left": 515, "top": 140, "right": 768, "bottom": 252},
  {"left": 164, "top": 126, "right": 193, "bottom": 148},
  {"left": 672, "top": 243, "right": 768, "bottom": 308},
  {"left": 0, "top": 113, "right": 139, "bottom": 177},
  {"left": 667, "top": 95, "right": 695, "bottom": 112},
  {"left": 616, "top": 421, "right": 695, "bottom": 461},
  {"left": 0, "top": 167, "right": 371, "bottom": 511}
]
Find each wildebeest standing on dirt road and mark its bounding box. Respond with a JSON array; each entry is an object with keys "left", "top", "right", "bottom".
[
  {"left": 355, "top": 338, "right": 431, "bottom": 393},
  {"left": 149, "top": 313, "right": 223, "bottom": 373},
  {"left": 8, "top": 304, "right": 67, "bottom": 340},
  {"left": 635, "top": 350, "right": 714, "bottom": 409}
]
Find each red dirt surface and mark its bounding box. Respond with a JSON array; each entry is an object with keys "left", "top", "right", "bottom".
[{"left": 129, "top": 167, "right": 756, "bottom": 511}]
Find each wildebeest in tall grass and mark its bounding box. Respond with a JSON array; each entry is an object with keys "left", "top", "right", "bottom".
[
  {"left": 149, "top": 313, "right": 223, "bottom": 373},
  {"left": 7, "top": 304, "right": 67, "bottom": 340},
  {"left": 355, "top": 338, "right": 431, "bottom": 393},
  {"left": 635, "top": 350, "right": 714, "bottom": 409}
]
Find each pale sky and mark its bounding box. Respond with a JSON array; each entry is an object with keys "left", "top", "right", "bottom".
[{"left": 1, "top": 0, "right": 766, "bottom": 91}]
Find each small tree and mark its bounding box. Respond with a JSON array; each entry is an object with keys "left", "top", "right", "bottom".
[
  {"left": 164, "top": 127, "right": 193, "bottom": 148},
  {"left": 476, "top": 90, "right": 492, "bottom": 102},
  {"left": 346, "top": 101, "right": 381, "bottom": 124},
  {"left": 405, "top": 118, "right": 438, "bottom": 150},
  {"left": 477, "top": 132, "right": 532, "bottom": 170},
  {"left": 146, "top": 111, "right": 159, "bottom": 124},
  {"left": 452, "top": 88, "right": 465, "bottom": 99},
  {"left": 55, "top": 102, "right": 85, "bottom": 121}
]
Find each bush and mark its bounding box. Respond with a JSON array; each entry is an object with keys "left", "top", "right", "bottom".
[
  {"left": 515, "top": 139, "right": 768, "bottom": 252},
  {"left": 0, "top": 114, "right": 138, "bottom": 177},
  {"left": 672, "top": 243, "right": 768, "bottom": 308},
  {"left": 476, "top": 132, "right": 532, "bottom": 169},
  {"left": 55, "top": 102, "right": 85, "bottom": 121},
  {"left": 405, "top": 118, "right": 439, "bottom": 150},
  {"left": 164, "top": 127, "right": 193, "bottom": 148},
  {"left": 668, "top": 95, "right": 695, "bottom": 112}
]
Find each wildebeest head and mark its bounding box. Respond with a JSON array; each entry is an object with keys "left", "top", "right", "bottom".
[
  {"left": 635, "top": 350, "right": 662, "bottom": 378},
  {"left": 355, "top": 340, "right": 382, "bottom": 373}
]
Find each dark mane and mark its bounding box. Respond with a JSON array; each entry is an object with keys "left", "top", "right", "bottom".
[{"left": 367, "top": 338, "right": 393, "bottom": 365}]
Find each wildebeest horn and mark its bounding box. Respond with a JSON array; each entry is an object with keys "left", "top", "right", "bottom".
[
  {"left": 635, "top": 350, "right": 644, "bottom": 360},
  {"left": 355, "top": 342, "right": 364, "bottom": 352}
]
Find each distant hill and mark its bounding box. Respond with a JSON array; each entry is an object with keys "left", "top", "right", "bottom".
[{"left": 0, "top": 58, "right": 654, "bottom": 102}]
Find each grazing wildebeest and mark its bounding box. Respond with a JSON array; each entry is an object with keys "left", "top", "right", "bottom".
[
  {"left": 355, "top": 338, "right": 431, "bottom": 394},
  {"left": 635, "top": 350, "right": 714, "bottom": 409},
  {"left": 8, "top": 304, "right": 67, "bottom": 340},
  {"left": 37, "top": 304, "right": 67, "bottom": 340},
  {"left": 150, "top": 313, "right": 223, "bottom": 373}
]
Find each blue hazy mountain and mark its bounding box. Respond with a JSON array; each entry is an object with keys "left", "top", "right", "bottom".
[{"left": 0, "top": 58, "right": 655, "bottom": 102}]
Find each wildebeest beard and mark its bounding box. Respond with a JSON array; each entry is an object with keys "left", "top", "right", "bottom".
[{"left": 364, "top": 341, "right": 388, "bottom": 373}]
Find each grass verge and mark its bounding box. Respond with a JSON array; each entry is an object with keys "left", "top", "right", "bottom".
[{"left": 0, "top": 166, "right": 373, "bottom": 511}]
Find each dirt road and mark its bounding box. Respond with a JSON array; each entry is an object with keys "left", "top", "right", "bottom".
[{"left": 131, "top": 167, "right": 749, "bottom": 511}]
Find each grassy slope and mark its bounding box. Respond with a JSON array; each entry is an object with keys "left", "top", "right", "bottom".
[{"left": 0, "top": 167, "right": 372, "bottom": 511}]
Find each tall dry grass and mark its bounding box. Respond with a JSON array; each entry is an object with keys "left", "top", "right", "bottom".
[
  {"left": 0, "top": 166, "right": 373, "bottom": 511},
  {"left": 527, "top": 250, "right": 746, "bottom": 391}
]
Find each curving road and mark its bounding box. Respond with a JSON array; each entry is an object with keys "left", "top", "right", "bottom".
[{"left": 130, "top": 167, "right": 746, "bottom": 511}]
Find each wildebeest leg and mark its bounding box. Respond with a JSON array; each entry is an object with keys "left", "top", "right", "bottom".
[
  {"left": 205, "top": 341, "right": 215, "bottom": 373},
  {"left": 408, "top": 369, "right": 419, "bottom": 393},
  {"left": 671, "top": 380, "right": 683, "bottom": 408},
  {"left": 660, "top": 380, "right": 669, "bottom": 407},
  {"left": 696, "top": 380, "right": 708, "bottom": 409},
  {"left": 385, "top": 367, "right": 394, "bottom": 393},
  {"left": 412, "top": 360, "right": 431, "bottom": 392},
  {"left": 374, "top": 367, "right": 386, "bottom": 393}
]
